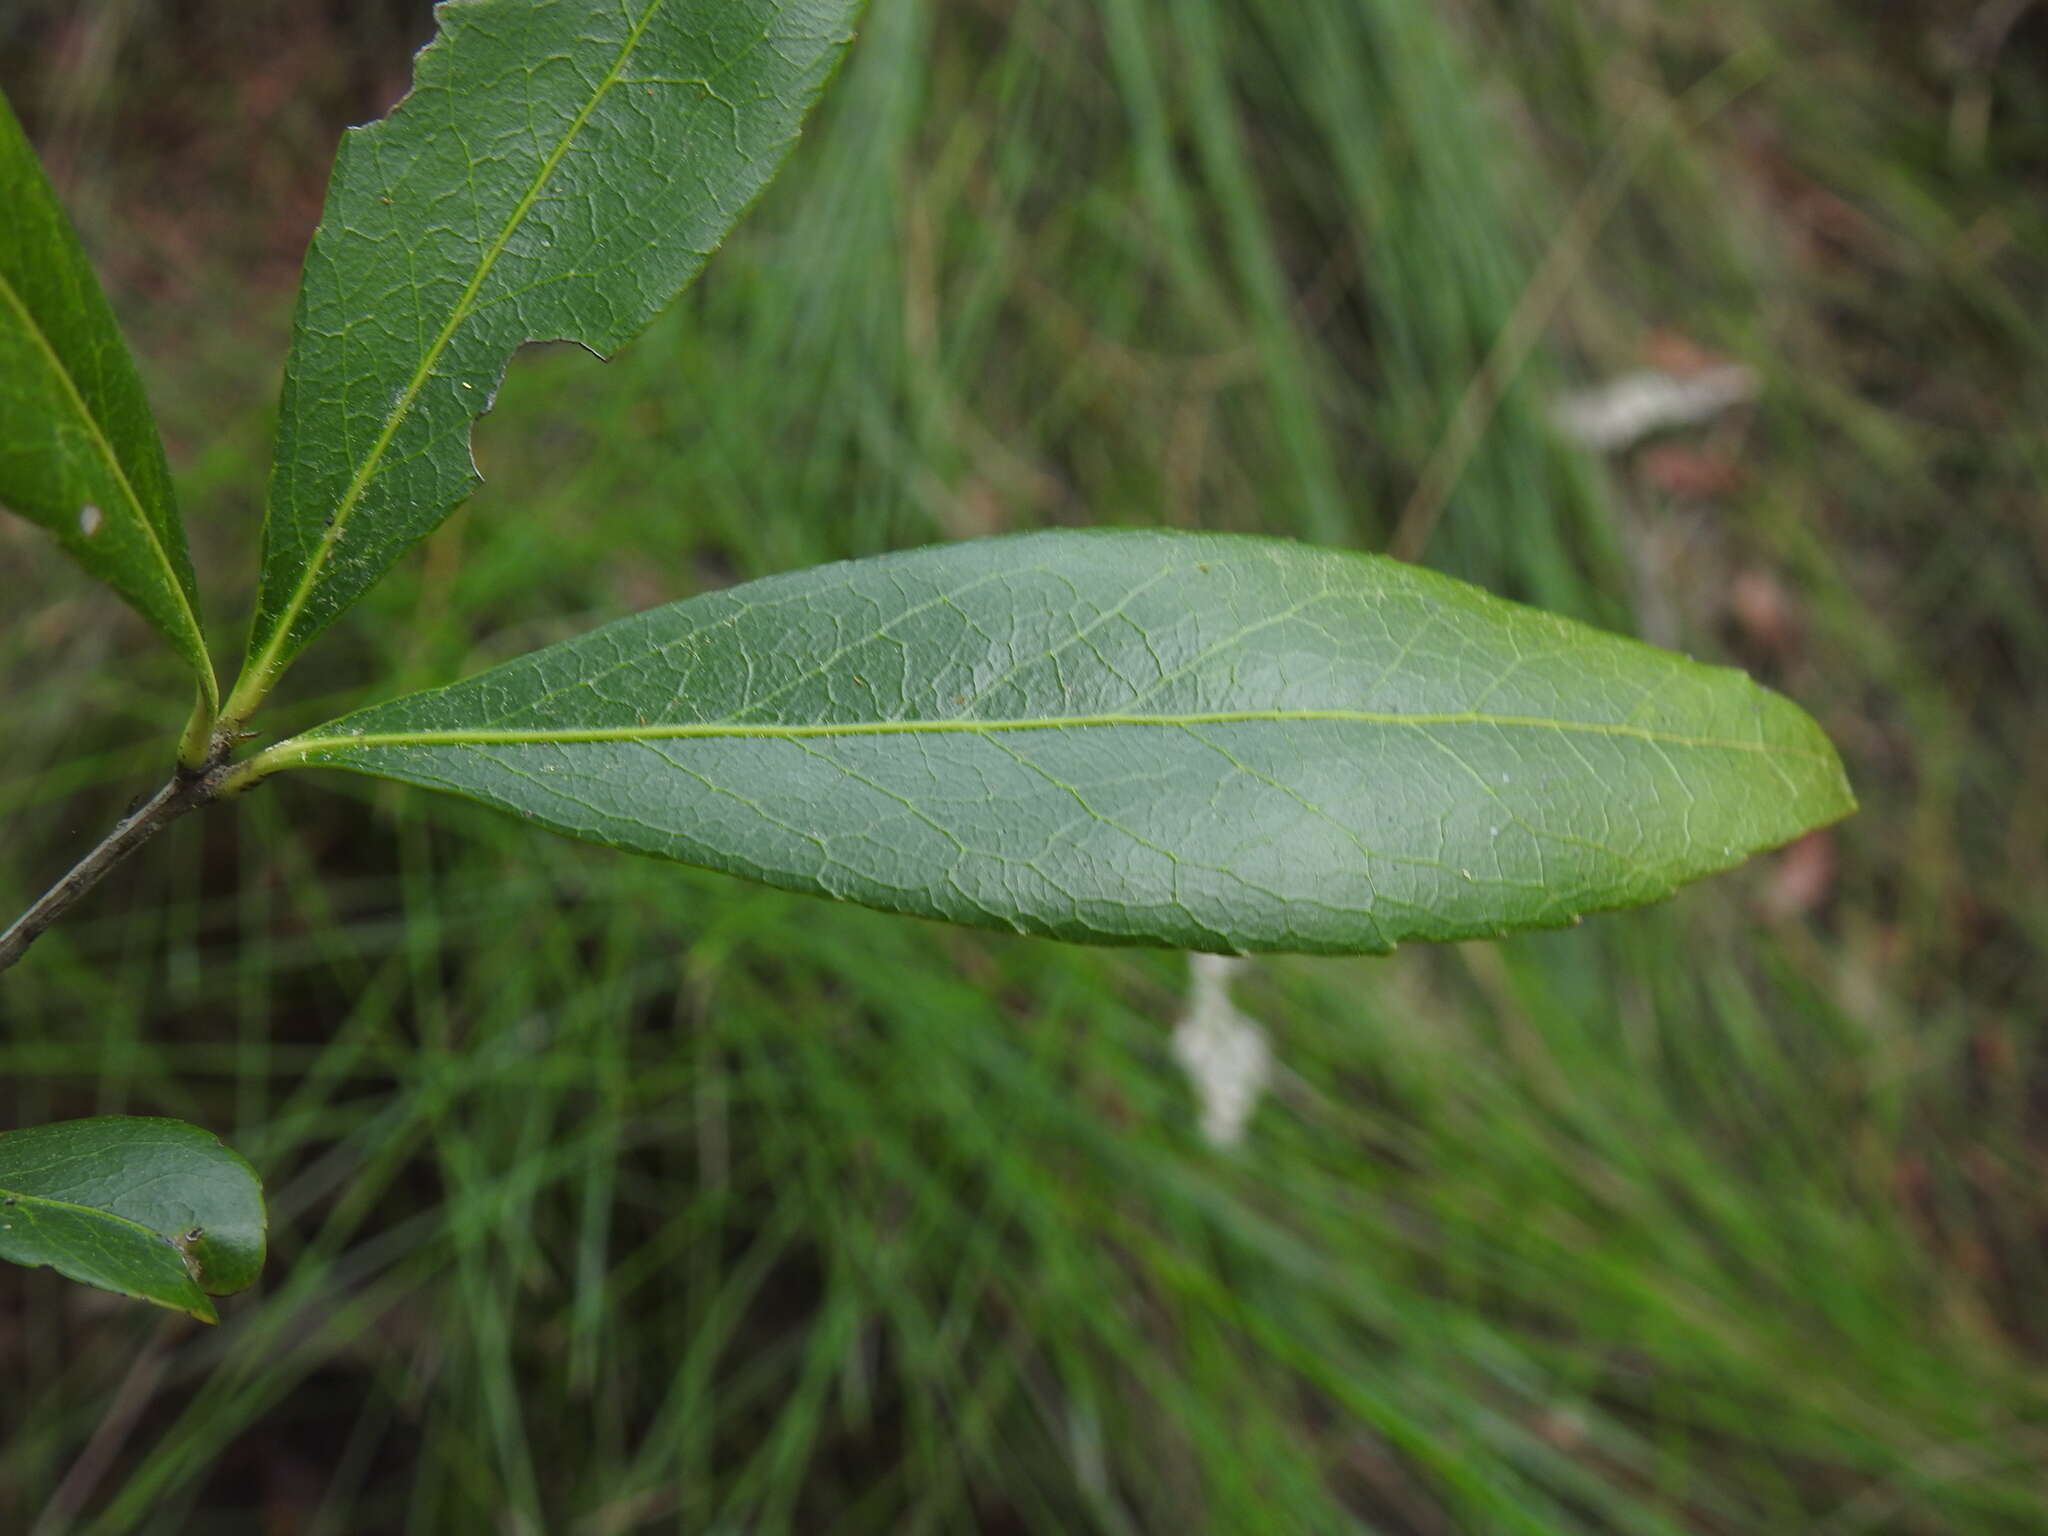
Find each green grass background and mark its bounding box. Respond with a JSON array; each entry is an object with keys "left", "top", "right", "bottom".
[{"left": 3, "top": 0, "right": 2045, "bottom": 1530}]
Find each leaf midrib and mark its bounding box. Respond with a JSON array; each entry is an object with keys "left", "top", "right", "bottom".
[
  {"left": 234, "top": 0, "right": 667, "bottom": 709},
  {"left": 277, "top": 709, "right": 1829, "bottom": 762},
  {"left": 0, "top": 263, "right": 212, "bottom": 704}
]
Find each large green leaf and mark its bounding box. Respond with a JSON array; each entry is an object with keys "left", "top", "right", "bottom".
[
  {"left": 0, "top": 92, "right": 215, "bottom": 711},
  {"left": 0, "top": 1117, "right": 266, "bottom": 1322},
  {"left": 228, "top": 0, "right": 864, "bottom": 719},
  {"left": 245, "top": 531, "right": 1854, "bottom": 954}
]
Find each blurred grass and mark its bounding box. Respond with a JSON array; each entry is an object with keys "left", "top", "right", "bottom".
[{"left": 2, "top": 0, "right": 2046, "bottom": 1531}]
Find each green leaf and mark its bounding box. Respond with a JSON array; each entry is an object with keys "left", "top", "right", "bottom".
[
  {"left": 0, "top": 92, "right": 215, "bottom": 712},
  {"left": 0, "top": 1117, "right": 266, "bottom": 1322},
  {"left": 229, "top": 0, "right": 864, "bottom": 719},
  {"left": 248, "top": 531, "right": 1855, "bottom": 955}
]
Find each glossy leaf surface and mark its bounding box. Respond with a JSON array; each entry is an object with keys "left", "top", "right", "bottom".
[
  {"left": 0, "top": 1117, "right": 266, "bottom": 1322},
  {"left": 232, "top": 0, "right": 863, "bottom": 714},
  {"left": 261, "top": 531, "right": 1855, "bottom": 954},
  {"left": 0, "top": 92, "right": 214, "bottom": 708}
]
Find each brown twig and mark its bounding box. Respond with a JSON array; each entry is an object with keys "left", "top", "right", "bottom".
[{"left": 0, "top": 753, "right": 235, "bottom": 973}]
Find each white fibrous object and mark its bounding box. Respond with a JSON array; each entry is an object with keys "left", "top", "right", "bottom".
[
  {"left": 1171, "top": 953, "right": 1272, "bottom": 1148},
  {"left": 1552, "top": 364, "right": 1757, "bottom": 453}
]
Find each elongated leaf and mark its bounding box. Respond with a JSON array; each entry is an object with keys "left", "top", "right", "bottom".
[
  {"left": 251, "top": 531, "right": 1854, "bottom": 954},
  {"left": 0, "top": 1117, "right": 266, "bottom": 1322},
  {"left": 231, "top": 0, "right": 863, "bottom": 716},
  {"left": 0, "top": 93, "right": 215, "bottom": 708}
]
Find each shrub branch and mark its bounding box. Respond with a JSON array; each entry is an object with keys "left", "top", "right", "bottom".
[{"left": 0, "top": 758, "right": 232, "bottom": 973}]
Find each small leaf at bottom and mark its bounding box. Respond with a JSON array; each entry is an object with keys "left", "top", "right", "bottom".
[{"left": 0, "top": 1117, "right": 267, "bottom": 1321}]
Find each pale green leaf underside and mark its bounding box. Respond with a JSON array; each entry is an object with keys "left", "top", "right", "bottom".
[
  {"left": 0, "top": 1117, "right": 267, "bottom": 1322},
  {"left": 235, "top": 0, "right": 862, "bottom": 710},
  {"left": 0, "top": 93, "right": 214, "bottom": 707},
  {"left": 264, "top": 531, "right": 1855, "bottom": 955}
]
